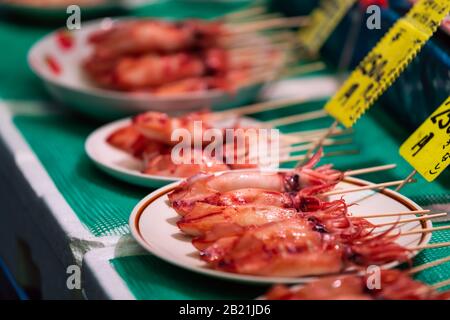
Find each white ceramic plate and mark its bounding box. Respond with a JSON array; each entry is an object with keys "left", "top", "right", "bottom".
[
  {"left": 129, "top": 175, "right": 432, "bottom": 285},
  {"left": 85, "top": 116, "right": 288, "bottom": 188},
  {"left": 28, "top": 18, "right": 279, "bottom": 120}
]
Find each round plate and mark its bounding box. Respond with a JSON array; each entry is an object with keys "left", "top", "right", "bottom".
[
  {"left": 28, "top": 18, "right": 278, "bottom": 120},
  {"left": 85, "top": 116, "right": 286, "bottom": 188},
  {"left": 129, "top": 175, "right": 432, "bottom": 285}
]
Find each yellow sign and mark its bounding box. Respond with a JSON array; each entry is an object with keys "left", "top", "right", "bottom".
[
  {"left": 298, "top": 0, "right": 357, "bottom": 54},
  {"left": 325, "top": 0, "right": 450, "bottom": 128},
  {"left": 400, "top": 97, "right": 450, "bottom": 182}
]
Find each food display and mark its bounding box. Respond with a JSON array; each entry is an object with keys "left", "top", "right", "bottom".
[
  {"left": 83, "top": 19, "right": 286, "bottom": 96},
  {"left": 165, "top": 152, "right": 414, "bottom": 277},
  {"left": 3, "top": 0, "right": 449, "bottom": 303}
]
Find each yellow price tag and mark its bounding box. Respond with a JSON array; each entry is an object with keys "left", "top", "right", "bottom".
[
  {"left": 325, "top": 0, "right": 450, "bottom": 128},
  {"left": 298, "top": 0, "right": 357, "bottom": 54},
  {"left": 400, "top": 97, "right": 450, "bottom": 182}
]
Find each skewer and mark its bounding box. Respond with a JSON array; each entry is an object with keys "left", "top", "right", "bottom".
[
  {"left": 223, "top": 6, "right": 266, "bottom": 21},
  {"left": 411, "top": 241, "right": 450, "bottom": 251},
  {"left": 322, "top": 179, "right": 416, "bottom": 196},
  {"left": 212, "top": 97, "right": 326, "bottom": 120},
  {"left": 299, "top": 120, "right": 338, "bottom": 167},
  {"left": 262, "top": 109, "right": 329, "bottom": 127},
  {"left": 432, "top": 279, "right": 450, "bottom": 290},
  {"left": 344, "top": 164, "right": 397, "bottom": 176},
  {"left": 286, "top": 127, "right": 352, "bottom": 139},
  {"left": 227, "top": 16, "right": 309, "bottom": 34},
  {"left": 354, "top": 209, "right": 430, "bottom": 219},
  {"left": 372, "top": 213, "right": 447, "bottom": 227},
  {"left": 281, "top": 62, "right": 327, "bottom": 78},
  {"left": 240, "top": 13, "right": 284, "bottom": 23},
  {"left": 400, "top": 225, "right": 450, "bottom": 236},
  {"left": 282, "top": 138, "right": 353, "bottom": 154},
  {"left": 280, "top": 149, "right": 359, "bottom": 163},
  {"left": 409, "top": 256, "right": 450, "bottom": 274},
  {"left": 395, "top": 169, "right": 417, "bottom": 192},
  {"left": 244, "top": 138, "right": 353, "bottom": 163}
]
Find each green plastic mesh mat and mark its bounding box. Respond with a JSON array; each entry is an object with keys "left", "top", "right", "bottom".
[
  {"left": 13, "top": 114, "right": 148, "bottom": 236},
  {"left": 110, "top": 255, "right": 263, "bottom": 300}
]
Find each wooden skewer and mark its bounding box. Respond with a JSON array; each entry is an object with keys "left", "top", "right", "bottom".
[
  {"left": 244, "top": 138, "right": 353, "bottom": 163},
  {"left": 280, "top": 149, "right": 359, "bottom": 163},
  {"left": 299, "top": 120, "right": 338, "bottom": 167},
  {"left": 372, "top": 213, "right": 447, "bottom": 228},
  {"left": 344, "top": 164, "right": 397, "bottom": 176},
  {"left": 279, "top": 128, "right": 352, "bottom": 145},
  {"left": 409, "top": 256, "right": 450, "bottom": 274},
  {"left": 262, "top": 109, "right": 329, "bottom": 127},
  {"left": 228, "top": 16, "right": 310, "bottom": 34},
  {"left": 322, "top": 179, "right": 416, "bottom": 196},
  {"left": 223, "top": 6, "right": 266, "bottom": 21},
  {"left": 395, "top": 169, "right": 417, "bottom": 192},
  {"left": 282, "top": 138, "right": 353, "bottom": 154},
  {"left": 401, "top": 225, "right": 450, "bottom": 236},
  {"left": 212, "top": 97, "right": 326, "bottom": 119},
  {"left": 286, "top": 127, "right": 352, "bottom": 140},
  {"left": 239, "top": 13, "right": 284, "bottom": 23},
  {"left": 282, "top": 62, "right": 326, "bottom": 78},
  {"left": 411, "top": 241, "right": 450, "bottom": 251},
  {"left": 432, "top": 279, "right": 450, "bottom": 290},
  {"left": 354, "top": 209, "right": 430, "bottom": 219}
]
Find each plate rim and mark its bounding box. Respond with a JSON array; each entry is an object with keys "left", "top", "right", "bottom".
[
  {"left": 85, "top": 117, "right": 180, "bottom": 186},
  {"left": 129, "top": 174, "right": 432, "bottom": 285}
]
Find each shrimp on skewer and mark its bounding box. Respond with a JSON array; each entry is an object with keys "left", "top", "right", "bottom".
[
  {"left": 87, "top": 20, "right": 224, "bottom": 59},
  {"left": 132, "top": 111, "right": 214, "bottom": 146},
  {"left": 168, "top": 149, "right": 343, "bottom": 214},
  {"left": 264, "top": 269, "right": 450, "bottom": 300},
  {"left": 189, "top": 198, "right": 372, "bottom": 250},
  {"left": 113, "top": 53, "right": 208, "bottom": 90},
  {"left": 143, "top": 149, "right": 229, "bottom": 178},
  {"left": 201, "top": 218, "right": 410, "bottom": 277}
]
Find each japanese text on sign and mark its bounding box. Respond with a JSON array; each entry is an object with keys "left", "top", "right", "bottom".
[
  {"left": 325, "top": 0, "right": 450, "bottom": 128},
  {"left": 400, "top": 96, "right": 450, "bottom": 182}
]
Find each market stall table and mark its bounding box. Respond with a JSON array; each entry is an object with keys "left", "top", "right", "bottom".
[{"left": 1, "top": 0, "right": 449, "bottom": 300}]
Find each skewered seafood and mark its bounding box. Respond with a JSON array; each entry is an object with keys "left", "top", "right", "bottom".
[
  {"left": 87, "top": 20, "right": 223, "bottom": 58},
  {"left": 264, "top": 269, "right": 450, "bottom": 300},
  {"left": 199, "top": 218, "right": 409, "bottom": 277},
  {"left": 83, "top": 19, "right": 284, "bottom": 94},
  {"left": 107, "top": 109, "right": 306, "bottom": 178},
  {"left": 168, "top": 150, "right": 343, "bottom": 213}
]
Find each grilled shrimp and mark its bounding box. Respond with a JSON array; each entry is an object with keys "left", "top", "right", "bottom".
[
  {"left": 202, "top": 218, "right": 345, "bottom": 277},
  {"left": 178, "top": 205, "right": 299, "bottom": 236},
  {"left": 87, "top": 20, "right": 223, "bottom": 59},
  {"left": 168, "top": 150, "right": 343, "bottom": 213},
  {"left": 265, "top": 269, "right": 450, "bottom": 300}
]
